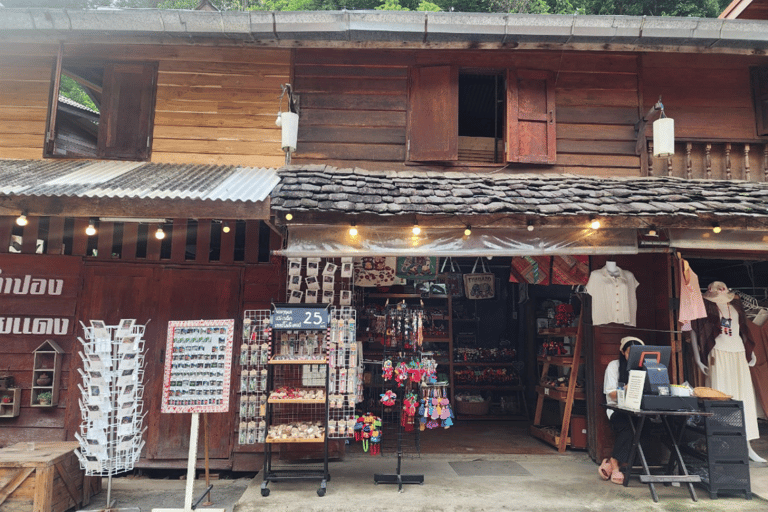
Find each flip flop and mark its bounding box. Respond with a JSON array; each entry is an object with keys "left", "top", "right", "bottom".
[
  {"left": 610, "top": 470, "right": 625, "bottom": 485},
  {"left": 598, "top": 459, "right": 612, "bottom": 480}
]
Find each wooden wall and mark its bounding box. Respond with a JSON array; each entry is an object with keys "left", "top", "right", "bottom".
[
  {"left": 0, "top": 44, "right": 290, "bottom": 167},
  {"left": 293, "top": 49, "right": 642, "bottom": 176}
]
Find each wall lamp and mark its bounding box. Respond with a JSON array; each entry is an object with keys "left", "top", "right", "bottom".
[
  {"left": 85, "top": 220, "right": 97, "bottom": 236},
  {"left": 635, "top": 96, "right": 674, "bottom": 157},
  {"left": 16, "top": 213, "right": 28, "bottom": 226},
  {"left": 464, "top": 226, "right": 472, "bottom": 236},
  {"left": 349, "top": 222, "right": 358, "bottom": 237},
  {"left": 712, "top": 222, "right": 722, "bottom": 234},
  {"left": 412, "top": 222, "right": 421, "bottom": 236},
  {"left": 590, "top": 217, "right": 601, "bottom": 230}
]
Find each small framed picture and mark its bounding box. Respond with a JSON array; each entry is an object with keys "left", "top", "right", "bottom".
[
  {"left": 305, "top": 275, "right": 320, "bottom": 291},
  {"left": 305, "top": 289, "right": 318, "bottom": 303},
  {"left": 116, "top": 318, "right": 135, "bottom": 337},
  {"left": 288, "top": 274, "right": 302, "bottom": 290},
  {"left": 323, "top": 262, "right": 338, "bottom": 276},
  {"left": 289, "top": 289, "right": 304, "bottom": 304},
  {"left": 322, "top": 274, "right": 335, "bottom": 290},
  {"left": 306, "top": 258, "right": 320, "bottom": 277},
  {"left": 340, "top": 290, "right": 352, "bottom": 305},
  {"left": 288, "top": 258, "right": 302, "bottom": 276},
  {"left": 341, "top": 258, "right": 353, "bottom": 278},
  {"left": 90, "top": 320, "right": 109, "bottom": 340},
  {"left": 322, "top": 289, "right": 334, "bottom": 304}
]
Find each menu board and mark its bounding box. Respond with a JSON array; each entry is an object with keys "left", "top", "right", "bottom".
[{"left": 161, "top": 319, "right": 234, "bottom": 414}]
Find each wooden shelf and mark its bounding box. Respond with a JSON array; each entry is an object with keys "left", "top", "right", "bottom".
[
  {"left": 535, "top": 385, "right": 586, "bottom": 402},
  {"left": 536, "top": 355, "right": 583, "bottom": 365},
  {"left": 30, "top": 340, "right": 63, "bottom": 407},
  {"left": 529, "top": 425, "right": 571, "bottom": 448},
  {"left": 269, "top": 359, "right": 326, "bottom": 365},
  {"left": 265, "top": 436, "right": 325, "bottom": 444},
  {"left": 0, "top": 388, "right": 21, "bottom": 418},
  {"left": 537, "top": 327, "right": 578, "bottom": 337}
]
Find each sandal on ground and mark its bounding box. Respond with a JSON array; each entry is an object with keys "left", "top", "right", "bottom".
[
  {"left": 598, "top": 459, "right": 612, "bottom": 480},
  {"left": 610, "top": 470, "right": 625, "bottom": 485}
]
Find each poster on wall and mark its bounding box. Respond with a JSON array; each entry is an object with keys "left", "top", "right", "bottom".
[{"left": 161, "top": 319, "right": 235, "bottom": 414}]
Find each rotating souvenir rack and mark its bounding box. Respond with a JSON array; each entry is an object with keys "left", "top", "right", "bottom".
[
  {"left": 373, "top": 302, "right": 426, "bottom": 490},
  {"left": 260, "top": 304, "right": 332, "bottom": 498},
  {"left": 74, "top": 319, "right": 147, "bottom": 508}
]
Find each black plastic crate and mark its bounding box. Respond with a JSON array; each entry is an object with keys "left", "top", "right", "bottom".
[
  {"left": 702, "top": 400, "right": 746, "bottom": 434},
  {"left": 708, "top": 462, "right": 751, "bottom": 499},
  {"left": 706, "top": 434, "right": 748, "bottom": 463}
]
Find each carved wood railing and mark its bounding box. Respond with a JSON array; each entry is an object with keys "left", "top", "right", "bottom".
[{"left": 646, "top": 141, "right": 768, "bottom": 182}]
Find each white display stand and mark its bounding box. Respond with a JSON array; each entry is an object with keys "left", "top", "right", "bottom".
[{"left": 74, "top": 319, "right": 147, "bottom": 510}]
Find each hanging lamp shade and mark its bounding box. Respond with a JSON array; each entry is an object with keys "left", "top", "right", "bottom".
[
  {"left": 281, "top": 111, "right": 299, "bottom": 152},
  {"left": 652, "top": 117, "right": 674, "bottom": 157}
]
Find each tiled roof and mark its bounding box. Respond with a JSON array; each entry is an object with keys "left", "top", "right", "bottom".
[
  {"left": 0, "top": 159, "right": 278, "bottom": 203},
  {"left": 272, "top": 166, "right": 768, "bottom": 218}
]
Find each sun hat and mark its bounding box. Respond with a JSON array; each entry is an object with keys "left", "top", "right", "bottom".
[
  {"left": 619, "top": 336, "right": 644, "bottom": 352},
  {"left": 702, "top": 281, "right": 735, "bottom": 304}
]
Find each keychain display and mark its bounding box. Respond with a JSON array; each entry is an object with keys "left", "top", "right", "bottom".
[
  {"left": 419, "top": 385, "right": 454, "bottom": 430},
  {"left": 380, "top": 390, "right": 397, "bottom": 406},
  {"left": 353, "top": 412, "right": 382, "bottom": 454}
]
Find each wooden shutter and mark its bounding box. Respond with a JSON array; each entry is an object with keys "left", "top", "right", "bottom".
[
  {"left": 752, "top": 67, "right": 768, "bottom": 136},
  {"left": 407, "top": 65, "right": 458, "bottom": 161},
  {"left": 98, "top": 62, "right": 157, "bottom": 160},
  {"left": 507, "top": 69, "right": 556, "bottom": 164}
]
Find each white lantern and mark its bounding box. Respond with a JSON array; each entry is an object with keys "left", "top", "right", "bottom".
[
  {"left": 653, "top": 116, "right": 674, "bottom": 157},
  {"left": 281, "top": 111, "right": 299, "bottom": 152}
]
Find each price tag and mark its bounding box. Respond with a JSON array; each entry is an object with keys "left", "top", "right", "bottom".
[
  {"left": 544, "top": 388, "right": 550, "bottom": 396},
  {"left": 272, "top": 306, "right": 329, "bottom": 330}
]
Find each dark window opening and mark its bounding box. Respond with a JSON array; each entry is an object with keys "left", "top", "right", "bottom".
[
  {"left": 62, "top": 217, "right": 74, "bottom": 255},
  {"left": 136, "top": 223, "right": 148, "bottom": 259},
  {"left": 209, "top": 222, "right": 222, "bottom": 262},
  {"left": 160, "top": 222, "right": 173, "bottom": 259},
  {"left": 459, "top": 73, "right": 505, "bottom": 139},
  {"left": 112, "top": 222, "right": 124, "bottom": 259},
  {"left": 258, "top": 221, "right": 272, "bottom": 263},
  {"left": 185, "top": 220, "right": 198, "bottom": 261},
  {"left": 234, "top": 220, "right": 246, "bottom": 262}
]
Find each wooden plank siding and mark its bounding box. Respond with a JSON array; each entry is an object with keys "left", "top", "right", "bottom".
[
  {"left": 0, "top": 45, "right": 290, "bottom": 167},
  {"left": 291, "top": 49, "right": 643, "bottom": 175}
]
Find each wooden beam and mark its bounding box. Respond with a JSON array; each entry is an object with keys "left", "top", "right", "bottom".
[
  {"left": 0, "top": 216, "right": 13, "bottom": 254},
  {"left": 71, "top": 218, "right": 89, "bottom": 256},
  {"left": 46, "top": 216, "right": 65, "bottom": 255},
  {"left": 0, "top": 195, "right": 270, "bottom": 221},
  {"left": 171, "top": 218, "right": 187, "bottom": 262},
  {"left": 21, "top": 216, "right": 39, "bottom": 254},
  {"left": 219, "top": 221, "right": 235, "bottom": 264},
  {"left": 96, "top": 221, "right": 114, "bottom": 260},
  {"left": 54, "top": 461, "right": 80, "bottom": 505},
  {"left": 244, "top": 220, "right": 261, "bottom": 264},
  {"left": 122, "top": 222, "right": 138, "bottom": 260},
  {"left": 0, "top": 467, "right": 35, "bottom": 507},
  {"left": 196, "top": 219, "right": 212, "bottom": 264}
]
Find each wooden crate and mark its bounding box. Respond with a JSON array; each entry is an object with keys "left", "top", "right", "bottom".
[{"left": 0, "top": 442, "right": 101, "bottom": 512}]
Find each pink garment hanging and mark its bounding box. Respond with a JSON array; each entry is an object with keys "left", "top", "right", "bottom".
[{"left": 678, "top": 258, "right": 707, "bottom": 331}]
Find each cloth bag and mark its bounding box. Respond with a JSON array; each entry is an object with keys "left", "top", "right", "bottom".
[
  {"left": 463, "top": 257, "right": 495, "bottom": 300},
  {"left": 437, "top": 257, "right": 464, "bottom": 298}
]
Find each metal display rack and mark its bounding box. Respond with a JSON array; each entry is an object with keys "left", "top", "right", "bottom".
[
  {"left": 260, "top": 304, "right": 332, "bottom": 497},
  {"left": 74, "top": 319, "right": 147, "bottom": 508}
]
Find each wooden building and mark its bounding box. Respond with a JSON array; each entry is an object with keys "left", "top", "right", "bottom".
[{"left": 1, "top": 8, "right": 767, "bottom": 468}]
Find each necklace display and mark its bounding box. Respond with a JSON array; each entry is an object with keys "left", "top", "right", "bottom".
[{"left": 717, "top": 303, "right": 733, "bottom": 337}]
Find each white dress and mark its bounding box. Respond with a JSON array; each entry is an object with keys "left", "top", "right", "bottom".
[{"left": 706, "top": 303, "right": 760, "bottom": 440}]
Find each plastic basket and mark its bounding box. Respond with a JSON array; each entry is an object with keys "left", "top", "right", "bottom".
[{"left": 456, "top": 398, "right": 490, "bottom": 415}]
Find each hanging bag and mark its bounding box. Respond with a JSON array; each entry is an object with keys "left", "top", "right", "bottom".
[
  {"left": 437, "top": 257, "right": 464, "bottom": 298},
  {"left": 463, "top": 257, "right": 495, "bottom": 300}
]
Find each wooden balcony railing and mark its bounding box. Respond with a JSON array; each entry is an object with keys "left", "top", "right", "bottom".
[{"left": 646, "top": 140, "right": 768, "bottom": 182}]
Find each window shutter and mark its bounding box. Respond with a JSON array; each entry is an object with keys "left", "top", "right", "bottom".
[
  {"left": 752, "top": 67, "right": 768, "bottom": 136},
  {"left": 407, "top": 65, "right": 458, "bottom": 161},
  {"left": 507, "top": 69, "right": 556, "bottom": 164},
  {"left": 98, "top": 62, "right": 157, "bottom": 160}
]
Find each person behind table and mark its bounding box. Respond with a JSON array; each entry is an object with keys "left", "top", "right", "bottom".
[{"left": 599, "top": 336, "right": 645, "bottom": 484}]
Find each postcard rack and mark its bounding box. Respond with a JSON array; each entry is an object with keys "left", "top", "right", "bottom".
[{"left": 74, "top": 319, "right": 147, "bottom": 507}]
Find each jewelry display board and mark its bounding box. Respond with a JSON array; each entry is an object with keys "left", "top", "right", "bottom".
[
  {"left": 161, "top": 319, "right": 235, "bottom": 414},
  {"left": 239, "top": 310, "right": 271, "bottom": 445},
  {"left": 74, "top": 319, "right": 147, "bottom": 477}
]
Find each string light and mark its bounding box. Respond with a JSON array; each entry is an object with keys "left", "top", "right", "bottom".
[
  {"left": 16, "top": 214, "right": 28, "bottom": 226},
  {"left": 155, "top": 227, "right": 166, "bottom": 240},
  {"left": 349, "top": 223, "right": 358, "bottom": 237},
  {"left": 590, "top": 217, "right": 601, "bottom": 230},
  {"left": 712, "top": 222, "right": 721, "bottom": 234},
  {"left": 464, "top": 226, "right": 472, "bottom": 236},
  {"left": 285, "top": 213, "right": 293, "bottom": 221},
  {"left": 647, "top": 225, "right": 658, "bottom": 237},
  {"left": 527, "top": 221, "right": 534, "bottom": 232},
  {"left": 85, "top": 221, "right": 97, "bottom": 236},
  {"left": 412, "top": 223, "right": 421, "bottom": 236},
  {"left": 222, "top": 222, "right": 231, "bottom": 234}
]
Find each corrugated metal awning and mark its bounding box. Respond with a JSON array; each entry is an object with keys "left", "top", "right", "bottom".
[{"left": 0, "top": 159, "right": 280, "bottom": 219}]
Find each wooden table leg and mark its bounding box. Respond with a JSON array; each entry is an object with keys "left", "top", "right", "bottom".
[{"left": 33, "top": 466, "right": 54, "bottom": 512}]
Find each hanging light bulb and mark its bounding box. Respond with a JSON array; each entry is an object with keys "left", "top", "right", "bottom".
[
  {"left": 464, "top": 226, "right": 472, "bottom": 236},
  {"left": 647, "top": 225, "right": 658, "bottom": 237},
  {"left": 85, "top": 221, "right": 97, "bottom": 236},
  {"left": 527, "top": 221, "right": 534, "bottom": 232},
  {"left": 16, "top": 214, "right": 28, "bottom": 226},
  {"left": 222, "top": 222, "right": 231, "bottom": 234},
  {"left": 590, "top": 217, "right": 601, "bottom": 230},
  {"left": 155, "top": 227, "right": 166, "bottom": 240},
  {"left": 412, "top": 223, "right": 421, "bottom": 236},
  {"left": 712, "top": 222, "right": 721, "bottom": 234},
  {"left": 285, "top": 213, "right": 293, "bottom": 221},
  {"left": 349, "top": 223, "right": 358, "bottom": 237}
]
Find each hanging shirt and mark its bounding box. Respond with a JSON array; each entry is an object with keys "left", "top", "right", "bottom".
[
  {"left": 585, "top": 266, "right": 639, "bottom": 326},
  {"left": 677, "top": 258, "right": 707, "bottom": 331}
]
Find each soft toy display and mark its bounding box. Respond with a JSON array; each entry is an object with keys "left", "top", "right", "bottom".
[
  {"left": 394, "top": 362, "right": 409, "bottom": 387},
  {"left": 369, "top": 418, "right": 382, "bottom": 455},
  {"left": 354, "top": 412, "right": 381, "bottom": 453},
  {"left": 382, "top": 359, "right": 393, "bottom": 381},
  {"left": 380, "top": 389, "right": 397, "bottom": 407},
  {"left": 401, "top": 391, "right": 418, "bottom": 432}
]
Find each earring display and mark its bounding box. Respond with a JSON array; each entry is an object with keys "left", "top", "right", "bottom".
[
  {"left": 239, "top": 310, "right": 272, "bottom": 444},
  {"left": 161, "top": 319, "right": 235, "bottom": 414},
  {"left": 74, "top": 319, "right": 147, "bottom": 476}
]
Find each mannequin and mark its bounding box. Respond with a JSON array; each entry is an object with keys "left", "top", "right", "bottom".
[
  {"left": 605, "top": 261, "right": 619, "bottom": 276},
  {"left": 691, "top": 281, "right": 765, "bottom": 463}
]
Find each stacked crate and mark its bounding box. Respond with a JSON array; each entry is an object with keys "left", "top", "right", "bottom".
[{"left": 700, "top": 400, "right": 751, "bottom": 499}]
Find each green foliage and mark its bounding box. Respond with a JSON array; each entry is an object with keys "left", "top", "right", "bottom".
[
  {"left": 59, "top": 76, "right": 99, "bottom": 112},
  {"left": 37, "top": 391, "right": 52, "bottom": 402},
  {"left": 376, "top": 0, "right": 410, "bottom": 10},
  {"left": 417, "top": 1, "right": 441, "bottom": 10}
]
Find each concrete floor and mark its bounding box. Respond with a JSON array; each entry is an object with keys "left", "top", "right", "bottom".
[{"left": 81, "top": 420, "right": 768, "bottom": 512}]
